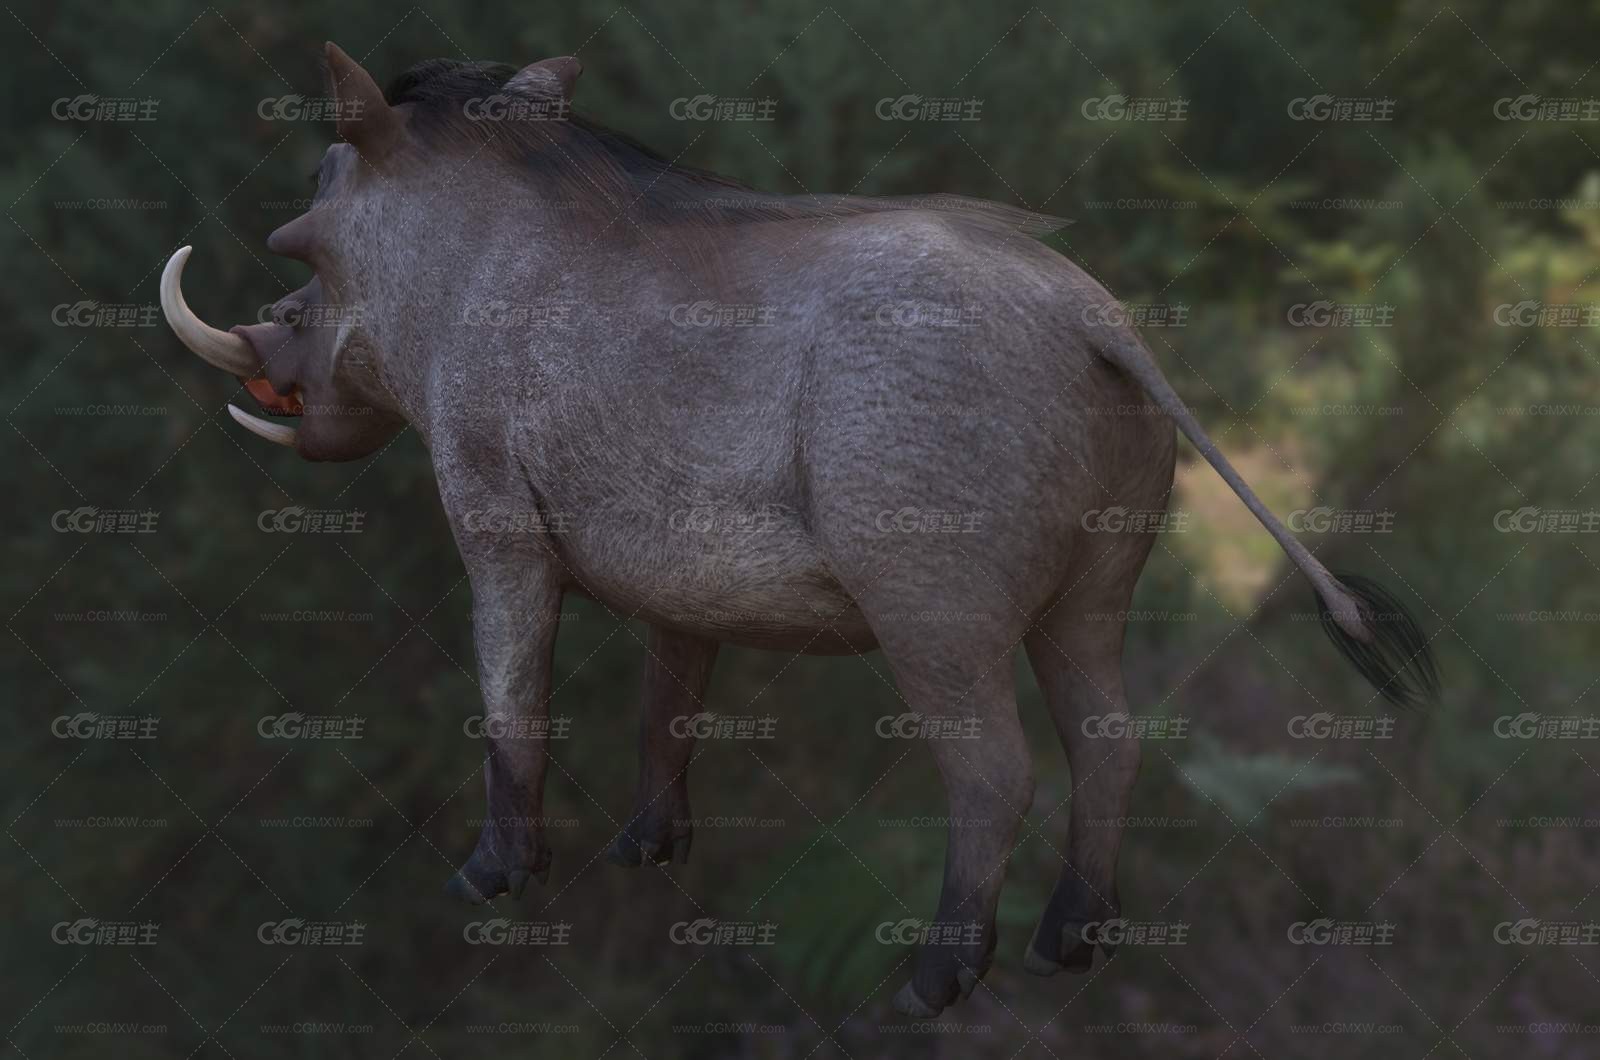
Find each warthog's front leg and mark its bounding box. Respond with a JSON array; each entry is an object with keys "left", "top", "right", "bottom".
[
  {"left": 607, "top": 626, "right": 718, "bottom": 867},
  {"left": 446, "top": 554, "right": 562, "bottom": 903}
]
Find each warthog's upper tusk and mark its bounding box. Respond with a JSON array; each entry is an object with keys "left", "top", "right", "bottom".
[
  {"left": 227, "top": 404, "right": 298, "bottom": 448},
  {"left": 160, "top": 246, "right": 258, "bottom": 376}
]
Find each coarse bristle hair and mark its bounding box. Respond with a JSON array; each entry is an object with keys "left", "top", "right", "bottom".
[
  {"left": 380, "top": 58, "right": 1068, "bottom": 281},
  {"left": 1315, "top": 571, "right": 1440, "bottom": 710}
]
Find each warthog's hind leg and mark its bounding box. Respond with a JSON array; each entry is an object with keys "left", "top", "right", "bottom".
[
  {"left": 878, "top": 630, "right": 1035, "bottom": 1019},
  {"left": 1020, "top": 584, "right": 1144, "bottom": 974}
]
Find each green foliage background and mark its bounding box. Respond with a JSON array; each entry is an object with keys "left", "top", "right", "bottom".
[{"left": 4, "top": 1, "right": 1599, "bottom": 1056}]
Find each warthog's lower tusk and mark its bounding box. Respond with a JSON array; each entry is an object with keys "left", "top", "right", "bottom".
[
  {"left": 227, "top": 404, "right": 298, "bottom": 447},
  {"left": 161, "top": 246, "right": 258, "bottom": 376}
]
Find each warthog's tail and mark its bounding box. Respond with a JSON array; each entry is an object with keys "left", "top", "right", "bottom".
[{"left": 1097, "top": 333, "right": 1439, "bottom": 709}]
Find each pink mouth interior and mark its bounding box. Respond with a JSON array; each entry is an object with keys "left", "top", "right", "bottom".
[{"left": 244, "top": 377, "right": 303, "bottom": 417}]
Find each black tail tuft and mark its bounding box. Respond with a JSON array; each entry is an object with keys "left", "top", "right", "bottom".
[{"left": 1315, "top": 572, "right": 1440, "bottom": 710}]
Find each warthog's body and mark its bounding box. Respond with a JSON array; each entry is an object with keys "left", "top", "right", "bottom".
[
  {"left": 434, "top": 209, "right": 1171, "bottom": 657},
  {"left": 160, "top": 47, "right": 1437, "bottom": 1018}
]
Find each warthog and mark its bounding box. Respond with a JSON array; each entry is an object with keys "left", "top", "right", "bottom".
[{"left": 162, "top": 44, "right": 1438, "bottom": 1017}]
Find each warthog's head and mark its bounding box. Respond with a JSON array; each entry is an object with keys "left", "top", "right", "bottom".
[{"left": 161, "top": 43, "right": 580, "bottom": 460}]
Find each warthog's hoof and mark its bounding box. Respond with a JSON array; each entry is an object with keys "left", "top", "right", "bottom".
[
  {"left": 444, "top": 847, "right": 550, "bottom": 904},
  {"left": 605, "top": 831, "right": 691, "bottom": 867},
  {"left": 605, "top": 831, "right": 690, "bottom": 867},
  {"left": 893, "top": 957, "right": 988, "bottom": 1018},
  {"left": 1024, "top": 919, "right": 1096, "bottom": 976},
  {"left": 1026, "top": 877, "right": 1118, "bottom": 974},
  {"left": 891, "top": 980, "right": 944, "bottom": 1020},
  {"left": 605, "top": 805, "right": 691, "bottom": 868}
]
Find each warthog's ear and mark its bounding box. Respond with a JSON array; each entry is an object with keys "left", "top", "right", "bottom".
[
  {"left": 506, "top": 57, "right": 582, "bottom": 105},
  {"left": 324, "top": 41, "right": 403, "bottom": 160}
]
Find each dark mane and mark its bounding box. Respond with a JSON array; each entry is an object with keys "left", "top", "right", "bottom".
[
  {"left": 387, "top": 59, "right": 754, "bottom": 200},
  {"left": 382, "top": 58, "right": 1068, "bottom": 281}
]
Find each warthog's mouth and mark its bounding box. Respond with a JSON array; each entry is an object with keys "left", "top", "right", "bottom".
[{"left": 242, "top": 377, "right": 303, "bottom": 417}]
